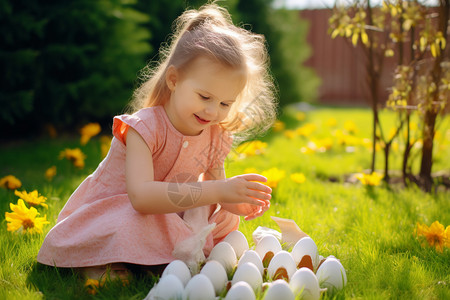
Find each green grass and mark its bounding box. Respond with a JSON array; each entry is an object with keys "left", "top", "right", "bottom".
[{"left": 1, "top": 106, "right": 449, "bottom": 299}]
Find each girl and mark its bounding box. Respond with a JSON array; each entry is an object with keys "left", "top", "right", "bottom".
[{"left": 37, "top": 3, "right": 277, "bottom": 279}]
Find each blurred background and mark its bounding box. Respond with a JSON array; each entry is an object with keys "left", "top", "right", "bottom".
[
  {"left": 1, "top": 0, "right": 322, "bottom": 139},
  {"left": 1, "top": 0, "right": 447, "bottom": 142}
]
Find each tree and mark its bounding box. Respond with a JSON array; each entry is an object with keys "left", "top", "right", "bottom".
[
  {"left": 0, "top": 0, "right": 151, "bottom": 138},
  {"left": 329, "top": 0, "right": 449, "bottom": 191}
]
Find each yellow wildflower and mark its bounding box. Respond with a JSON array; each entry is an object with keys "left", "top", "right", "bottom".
[
  {"left": 415, "top": 221, "right": 450, "bottom": 252},
  {"left": 235, "top": 141, "right": 267, "bottom": 158},
  {"left": 334, "top": 130, "right": 360, "bottom": 146},
  {"left": 45, "top": 166, "right": 57, "bottom": 181},
  {"left": 15, "top": 190, "right": 48, "bottom": 209},
  {"left": 59, "top": 148, "right": 86, "bottom": 169},
  {"left": 85, "top": 278, "right": 100, "bottom": 295},
  {"left": 272, "top": 120, "right": 285, "bottom": 132},
  {"left": 290, "top": 173, "right": 306, "bottom": 184},
  {"left": 344, "top": 120, "right": 358, "bottom": 134},
  {"left": 296, "top": 123, "right": 316, "bottom": 137},
  {"left": 300, "top": 144, "right": 316, "bottom": 154},
  {"left": 80, "top": 123, "right": 101, "bottom": 145},
  {"left": 5, "top": 199, "right": 50, "bottom": 234},
  {"left": 313, "top": 138, "right": 333, "bottom": 152},
  {"left": 100, "top": 135, "right": 112, "bottom": 158},
  {"left": 284, "top": 130, "right": 297, "bottom": 139},
  {"left": 261, "top": 167, "right": 286, "bottom": 189},
  {"left": 355, "top": 172, "right": 384, "bottom": 186},
  {"left": 0, "top": 175, "right": 22, "bottom": 190}
]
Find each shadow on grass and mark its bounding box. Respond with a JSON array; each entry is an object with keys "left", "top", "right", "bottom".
[
  {"left": 27, "top": 263, "right": 86, "bottom": 299},
  {"left": 27, "top": 263, "right": 157, "bottom": 299}
]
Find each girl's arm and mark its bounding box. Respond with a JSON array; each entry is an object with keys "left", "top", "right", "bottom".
[{"left": 125, "top": 127, "right": 271, "bottom": 214}]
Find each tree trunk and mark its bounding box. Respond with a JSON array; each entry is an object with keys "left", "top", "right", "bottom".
[
  {"left": 384, "top": 143, "right": 390, "bottom": 182},
  {"left": 402, "top": 112, "right": 411, "bottom": 186},
  {"left": 419, "top": 110, "right": 437, "bottom": 192},
  {"left": 419, "top": 0, "right": 449, "bottom": 192}
]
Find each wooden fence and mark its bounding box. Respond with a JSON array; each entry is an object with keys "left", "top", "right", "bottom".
[{"left": 299, "top": 9, "right": 396, "bottom": 106}]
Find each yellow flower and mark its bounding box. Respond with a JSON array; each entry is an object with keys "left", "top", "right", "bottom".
[
  {"left": 272, "top": 120, "right": 285, "bottom": 132},
  {"left": 296, "top": 123, "right": 316, "bottom": 137},
  {"left": 45, "top": 166, "right": 57, "bottom": 181},
  {"left": 355, "top": 172, "right": 384, "bottom": 186},
  {"left": 80, "top": 123, "right": 101, "bottom": 145},
  {"left": 334, "top": 130, "right": 360, "bottom": 146},
  {"left": 100, "top": 135, "right": 112, "bottom": 158},
  {"left": 261, "top": 167, "right": 286, "bottom": 189},
  {"left": 416, "top": 221, "right": 450, "bottom": 252},
  {"left": 0, "top": 175, "right": 22, "bottom": 190},
  {"left": 59, "top": 148, "right": 86, "bottom": 169},
  {"left": 344, "top": 120, "right": 358, "bottom": 134},
  {"left": 5, "top": 199, "right": 50, "bottom": 234},
  {"left": 235, "top": 141, "right": 267, "bottom": 158},
  {"left": 290, "top": 172, "right": 306, "bottom": 184},
  {"left": 313, "top": 138, "right": 333, "bottom": 152},
  {"left": 300, "top": 144, "right": 316, "bottom": 154},
  {"left": 85, "top": 278, "right": 100, "bottom": 295},
  {"left": 284, "top": 130, "right": 297, "bottom": 139},
  {"left": 14, "top": 190, "right": 48, "bottom": 209}
]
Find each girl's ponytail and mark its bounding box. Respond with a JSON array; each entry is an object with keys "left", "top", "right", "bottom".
[{"left": 179, "top": 5, "right": 231, "bottom": 33}]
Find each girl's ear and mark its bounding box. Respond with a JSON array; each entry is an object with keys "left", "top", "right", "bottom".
[{"left": 166, "top": 65, "right": 179, "bottom": 91}]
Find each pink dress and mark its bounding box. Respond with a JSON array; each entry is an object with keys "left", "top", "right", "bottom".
[{"left": 37, "top": 105, "right": 239, "bottom": 268}]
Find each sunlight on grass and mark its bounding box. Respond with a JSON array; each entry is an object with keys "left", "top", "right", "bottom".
[{"left": 0, "top": 106, "right": 449, "bottom": 299}]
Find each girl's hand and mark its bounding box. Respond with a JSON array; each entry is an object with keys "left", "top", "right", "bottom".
[
  {"left": 218, "top": 174, "right": 272, "bottom": 207},
  {"left": 220, "top": 200, "right": 270, "bottom": 221}
]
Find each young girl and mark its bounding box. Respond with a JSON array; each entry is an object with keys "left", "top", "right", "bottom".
[{"left": 37, "top": 3, "right": 277, "bottom": 278}]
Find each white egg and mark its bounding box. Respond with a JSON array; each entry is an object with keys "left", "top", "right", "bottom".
[
  {"left": 289, "top": 268, "right": 320, "bottom": 300},
  {"left": 207, "top": 242, "right": 237, "bottom": 274},
  {"left": 267, "top": 250, "right": 297, "bottom": 280},
  {"left": 200, "top": 260, "right": 228, "bottom": 295},
  {"left": 291, "top": 237, "right": 319, "bottom": 269},
  {"left": 263, "top": 279, "right": 295, "bottom": 300},
  {"left": 223, "top": 230, "right": 249, "bottom": 258},
  {"left": 238, "top": 250, "right": 264, "bottom": 275},
  {"left": 255, "top": 235, "right": 282, "bottom": 266},
  {"left": 147, "top": 274, "right": 184, "bottom": 300},
  {"left": 183, "top": 274, "right": 216, "bottom": 300},
  {"left": 225, "top": 281, "right": 256, "bottom": 300},
  {"left": 161, "top": 259, "right": 191, "bottom": 286},
  {"left": 232, "top": 262, "right": 263, "bottom": 292},
  {"left": 315, "top": 257, "right": 347, "bottom": 293}
]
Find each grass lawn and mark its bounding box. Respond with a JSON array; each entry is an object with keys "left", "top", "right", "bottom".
[{"left": 1, "top": 106, "right": 449, "bottom": 299}]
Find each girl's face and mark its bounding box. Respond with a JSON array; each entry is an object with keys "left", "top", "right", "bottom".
[{"left": 164, "top": 57, "right": 246, "bottom": 136}]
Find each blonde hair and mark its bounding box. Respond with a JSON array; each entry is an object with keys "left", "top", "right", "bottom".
[{"left": 128, "top": 3, "right": 277, "bottom": 141}]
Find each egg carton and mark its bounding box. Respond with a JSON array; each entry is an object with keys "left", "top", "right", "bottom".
[{"left": 145, "top": 217, "right": 347, "bottom": 300}]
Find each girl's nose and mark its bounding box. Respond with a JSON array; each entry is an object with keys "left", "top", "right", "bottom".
[{"left": 204, "top": 102, "right": 218, "bottom": 118}]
